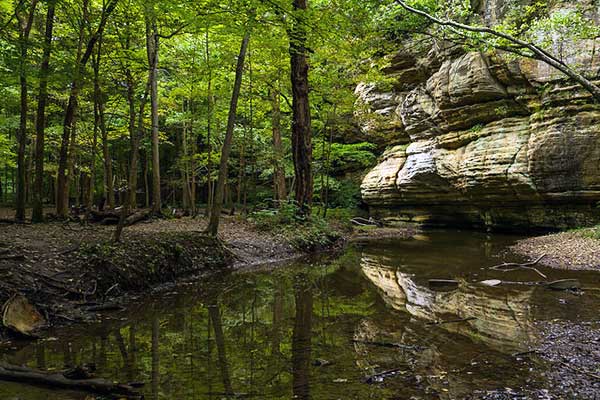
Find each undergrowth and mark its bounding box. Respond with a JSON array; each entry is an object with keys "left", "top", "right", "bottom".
[
  {"left": 248, "top": 203, "right": 343, "bottom": 251},
  {"left": 576, "top": 225, "right": 600, "bottom": 240}
]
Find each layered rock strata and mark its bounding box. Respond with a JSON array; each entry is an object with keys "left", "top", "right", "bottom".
[{"left": 359, "top": 4, "right": 600, "bottom": 229}]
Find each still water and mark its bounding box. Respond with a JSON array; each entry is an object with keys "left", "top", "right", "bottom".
[{"left": 1, "top": 230, "right": 599, "bottom": 399}]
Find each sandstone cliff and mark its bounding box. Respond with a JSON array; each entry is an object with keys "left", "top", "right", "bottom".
[{"left": 359, "top": 1, "right": 600, "bottom": 230}]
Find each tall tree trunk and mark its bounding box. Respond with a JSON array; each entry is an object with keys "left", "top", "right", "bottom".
[
  {"left": 206, "top": 19, "right": 253, "bottom": 236},
  {"left": 181, "top": 103, "right": 192, "bottom": 211},
  {"left": 100, "top": 87, "right": 114, "bottom": 209},
  {"left": 271, "top": 87, "right": 286, "bottom": 203},
  {"left": 236, "top": 125, "right": 246, "bottom": 209},
  {"left": 125, "top": 71, "right": 137, "bottom": 208},
  {"left": 145, "top": 5, "right": 161, "bottom": 214},
  {"left": 187, "top": 79, "right": 196, "bottom": 215},
  {"left": 89, "top": 34, "right": 105, "bottom": 212},
  {"left": 15, "top": 0, "right": 38, "bottom": 221},
  {"left": 32, "top": 0, "right": 56, "bottom": 222},
  {"left": 56, "top": 0, "right": 118, "bottom": 218},
  {"left": 288, "top": 0, "right": 313, "bottom": 214},
  {"left": 204, "top": 27, "right": 213, "bottom": 217}
]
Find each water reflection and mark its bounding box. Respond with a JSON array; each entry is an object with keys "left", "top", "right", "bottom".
[
  {"left": 361, "top": 254, "right": 537, "bottom": 353},
  {"left": 292, "top": 274, "right": 313, "bottom": 400},
  {"left": 0, "top": 231, "right": 598, "bottom": 399}
]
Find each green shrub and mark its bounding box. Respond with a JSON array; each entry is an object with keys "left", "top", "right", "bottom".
[{"left": 248, "top": 203, "right": 342, "bottom": 251}]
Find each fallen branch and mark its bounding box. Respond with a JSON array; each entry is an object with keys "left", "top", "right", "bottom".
[
  {"left": 365, "top": 368, "right": 404, "bottom": 384},
  {"left": 351, "top": 217, "right": 380, "bottom": 227},
  {"left": 0, "top": 362, "right": 142, "bottom": 398},
  {"left": 488, "top": 254, "right": 547, "bottom": 279}
]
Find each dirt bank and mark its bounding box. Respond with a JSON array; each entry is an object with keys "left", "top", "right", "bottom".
[
  {"left": 511, "top": 229, "right": 600, "bottom": 271},
  {"left": 0, "top": 216, "right": 311, "bottom": 339}
]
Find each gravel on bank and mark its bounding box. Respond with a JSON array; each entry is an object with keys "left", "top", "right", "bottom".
[{"left": 511, "top": 230, "right": 600, "bottom": 271}]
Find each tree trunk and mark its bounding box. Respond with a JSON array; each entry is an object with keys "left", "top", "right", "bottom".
[
  {"left": 288, "top": 0, "right": 313, "bottom": 214},
  {"left": 204, "top": 27, "right": 213, "bottom": 217},
  {"left": 15, "top": 0, "right": 39, "bottom": 221},
  {"left": 100, "top": 89, "right": 114, "bottom": 209},
  {"left": 208, "top": 305, "right": 233, "bottom": 396},
  {"left": 145, "top": 5, "right": 161, "bottom": 214},
  {"left": 32, "top": 0, "right": 55, "bottom": 222},
  {"left": 129, "top": 79, "right": 149, "bottom": 210},
  {"left": 89, "top": 34, "right": 105, "bottom": 212},
  {"left": 126, "top": 71, "right": 137, "bottom": 208},
  {"left": 206, "top": 20, "right": 253, "bottom": 236},
  {"left": 271, "top": 87, "right": 287, "bottom": 203}
]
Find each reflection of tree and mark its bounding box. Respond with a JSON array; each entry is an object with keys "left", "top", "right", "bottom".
[
  {"left": 114, "top": 328, "right": 129, "bottom": 366},
  {"left": 35, "top": 343, "right": 46, "bottom": 369},
  {"left": 271, "top": 281, "right": 284, "bottom": 357},
  {"left": 128, "top": 325, "right": 137, "bottom": 381},
  {"left": 208, "top": 304, "right": 234, "bottom": 396},
  {"left": 292, "top": 274, "right": 313, "bottom": 400},
  {"left": 152, "top": 317, "right": 160, "bottom": 400}
]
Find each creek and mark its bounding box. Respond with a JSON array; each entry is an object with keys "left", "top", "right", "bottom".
[{"left": 1, "top": 230, "right": 599, "bottom": 399}]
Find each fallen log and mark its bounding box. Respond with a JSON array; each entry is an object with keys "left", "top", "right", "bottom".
[
  {"left": 88, "top": 209, "right": 120, "bottom": 222},
  {"left": 89, "top": 208, "right": 151, "bottom": 226},
  {"left": 0, "top": 362, "right": 142, "bottom": 398},
  {"left": 124, "top": 209, "right": 151, "bottom": 226}
]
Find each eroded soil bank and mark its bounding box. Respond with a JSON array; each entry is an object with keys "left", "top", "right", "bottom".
[{"left": 0, "top": 216, "right": 320, "bottom": 339}]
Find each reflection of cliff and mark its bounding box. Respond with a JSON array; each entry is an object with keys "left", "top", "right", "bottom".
[{"left": 361, "top": 254, "right": 536, "bottom": 353}]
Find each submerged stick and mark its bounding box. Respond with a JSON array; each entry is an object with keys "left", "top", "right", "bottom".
[{"left": 488, "top": 254, "right": 547, "bottom": 278}]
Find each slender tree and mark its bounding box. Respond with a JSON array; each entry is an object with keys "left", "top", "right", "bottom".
[
  {"left": 14, "top": 0, "right": 38, "bottom": 221},
  {"left": 206, "top": 13, "right": 254, "bottom": 236},
  {"left": 145, "top": 1, "right": 161, "bottom": 214},
  {"left": 32, "top": 0, "right": 56, "bottom": 222},
  {"left": 270, "top": 85, "right": 287, "bottom": 203}
]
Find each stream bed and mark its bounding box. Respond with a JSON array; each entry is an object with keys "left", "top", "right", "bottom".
[{"left": 1, "top": 230, "right": 599, "bottom": 399}]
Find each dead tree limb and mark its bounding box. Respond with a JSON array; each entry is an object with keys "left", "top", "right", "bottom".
[{"left": 0, "top": 362, "right": 142, "bottom": 398}]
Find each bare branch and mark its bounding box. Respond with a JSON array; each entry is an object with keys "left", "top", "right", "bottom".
[{"left": 394, "top": 0, "right": 600, "bottom": 102}]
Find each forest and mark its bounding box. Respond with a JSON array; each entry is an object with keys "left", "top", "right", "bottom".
[
  {"left": 0, "top": 0, "right": 386, "bottom": 229},
  {"left": 2, "top": 0, "right": 600, "bottom": 399}
]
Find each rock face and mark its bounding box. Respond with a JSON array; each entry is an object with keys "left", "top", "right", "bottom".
[{"left": 359, "top": 2, "right": 600, "bottom": 230}]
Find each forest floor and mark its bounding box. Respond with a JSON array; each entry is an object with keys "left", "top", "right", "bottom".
[{"left": 511, "top": 227, "right": 600, "bottom": 271}]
